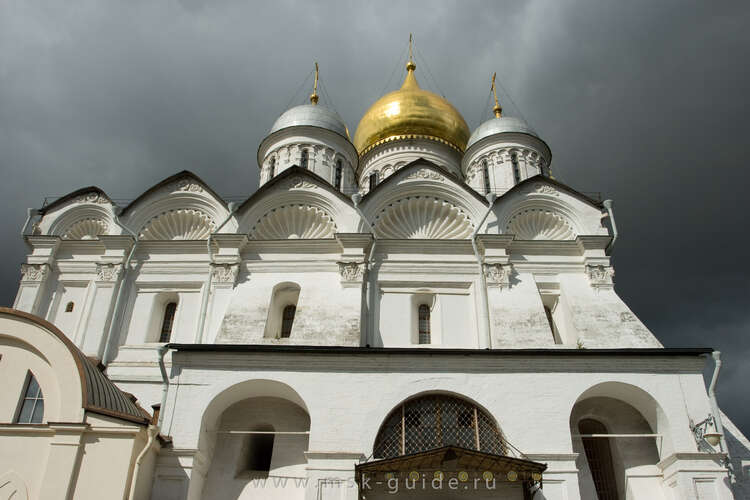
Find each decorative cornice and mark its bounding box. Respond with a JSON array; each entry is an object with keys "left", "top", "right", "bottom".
[
  {"left": 283, "top": 176, "right": 318, "bottom": 190},
  {"left": 173, "top": 179, "right": 204, "bottom": 193},
  {"left": 404, "top": 168, "right": 446, "bottom": 182}
]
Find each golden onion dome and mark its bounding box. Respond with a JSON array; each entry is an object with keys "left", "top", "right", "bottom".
[{"left": 353, "top": 61, "right": 470, "bottom": 155}]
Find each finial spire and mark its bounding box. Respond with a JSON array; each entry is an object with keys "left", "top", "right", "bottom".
[
  {"left": 310, "top": 62, "right": 319, "bottom": 105},
  {"left": 491, "top": 72, "right": 502, "bottom": 118},
  {"left": 406, "top": 33, "right": 416, "bottom": 72}
]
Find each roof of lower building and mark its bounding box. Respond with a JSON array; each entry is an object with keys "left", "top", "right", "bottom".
[{"left": 0, "top": 308, "right": 151, "bottom": 425}]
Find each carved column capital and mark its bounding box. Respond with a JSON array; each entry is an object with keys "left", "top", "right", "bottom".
[
  {"left": 587, "top": 264, "right": 615, "bottom": 290},
  {"left": 211, "top": 263, "right": 240, "bottom": 285},
  {"left": 483, "top": 263, "right": 512, "bottom": 289},
  {"left": 20, "top": 263, "right": 50, "bottom": 283},
  {"left": 338, "top": 261, "right": 365, "bottom": 286},
  {"left": 95, "top": 262, "right": 123, "bottom": 282}
]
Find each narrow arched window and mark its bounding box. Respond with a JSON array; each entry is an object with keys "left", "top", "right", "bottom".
[
  {"left": 579, "top": 419, "right": 618, "bottom": 500},
  {"left": 16, "top": 372, "right": 44, "bottom": 424},
  {"left": 300, "top": 149, "right": 308, "bottom": 169},
  {"left": 280, "top": 305, "right": 296, "bottom": 338},
  {"left": 269, "top": 157, "right": 276, "bottom": 179},
  {"left": 418, "top": 304, "right": 431, "bottom": 344},
  {"left": 334, "top": 159, "right": 343, "bottom": 190},
  {"left": 511, "top": 153, "right": 520, "bottom": 184},
  {"left": 369, "top": 172, "right": 378, "bottom": 191},
  {"left": 482, "top": 159, "right": 490, "bottom": 193},
  {"left": 159, "top": 302, "right": 177, "bottom": 343},
  {"left": 65, "top": 301, "right": 74, "bottom": 313}
]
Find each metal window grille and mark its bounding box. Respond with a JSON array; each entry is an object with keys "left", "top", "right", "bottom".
[
  {"left": 269, "top": 158, "right": 276, "bottom": 178},
  {"left": 65, "top": 301, "right": 74, "bottom": 312},
  {"left": 418, "top": 304, "right": 431, "bottom": 344},
  {"left": 300, "top": 150, "right": 308, "bottom": 169},
  {"left": 159, "top": 302, "right": 177, "bottom": 343},
  {"left": 16, "top": 372, "right": 44, "bottom": 423},
  {"left": 373, "top": 395, "right": 507, "bottom": 459},
  {"left": 482, "top": 160, "right": 490, "bottom": 193},
  {"left": 334, "top": 160, "right": 342, "bottom": 190},
  {"left": 579, "top": 419, "right": 619, "bottom": 500},
  {"left": 281, "top": 305, "right": 296, "bottom": 338},
  {"left": 511, "top": 153, "right": 520, "bottom": 184}
]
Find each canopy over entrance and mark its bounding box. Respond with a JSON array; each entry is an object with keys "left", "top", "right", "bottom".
[{"left": 355, "top": 446, "right": 546, "bottom": 499}]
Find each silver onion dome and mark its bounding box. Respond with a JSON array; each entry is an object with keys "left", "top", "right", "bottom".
[
  {"left": 466, "top": 116, "right": 539, "bottom": 150},
  {"left": 269, "top": 104, "right": 350, "bottom": 139}
]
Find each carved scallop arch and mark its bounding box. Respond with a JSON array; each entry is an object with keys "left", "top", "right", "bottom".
[
  {"left": 373, "top": 196, "right": 474, "bottom": 239},
  {"left": 236, "top": 181, "right": 359, "bottom": 236},
  {"left": 359, "top": 163, "right": 488, "bottom": 235},
  {"left": 250, "top": 204, "right": 336, "bottom": 239},
  {"left": 122, "top": 183, "right": 234, "bottom": 240},
  {"left": 47, "top": 204, "right": 114, "bottom": 239},
  {"left": 497, "top": 198, "right": 583, "bottom": 240}
]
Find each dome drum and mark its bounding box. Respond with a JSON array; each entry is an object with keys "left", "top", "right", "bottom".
[
  {"left": 357, "top": 138, "right": 462, "bottom": 193},
  {"left": 258, "top": 119, "right": 358, "bottom": 192},
  {"left": 463, "top": 125, "right": 551, "bottom": 194}
]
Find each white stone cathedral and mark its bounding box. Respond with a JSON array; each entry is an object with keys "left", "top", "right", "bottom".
[{"left": 1, "top": 55, "right": 748, "bottom": 500}]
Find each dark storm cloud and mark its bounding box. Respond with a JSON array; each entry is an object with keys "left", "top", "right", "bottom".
[{"left": 1, "top": 1, "right": 748, "bottom": 431}]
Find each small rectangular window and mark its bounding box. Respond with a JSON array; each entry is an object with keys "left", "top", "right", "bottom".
[{"left": 369, "top": 173, "right": 378, "bottom": 192}]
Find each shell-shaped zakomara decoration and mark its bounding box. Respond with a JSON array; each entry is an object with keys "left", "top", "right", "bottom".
[
  {"left": 374, "top": 197, "right": 473, "bottom": 239},
  {"left": 62, "top": 218, "right": 109, "bottom": 240},
  {"left": 139, "top": 209, "right": 215, "bottom": 240},
  {"left": 505, "top": 208, "right": 576, "bottom": 240},
  {"left": 250, "top": 204, "right": 336, "bottom": 239}
]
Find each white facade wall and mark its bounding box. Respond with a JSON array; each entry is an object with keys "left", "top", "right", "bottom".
[{"left": 141, "top": 351, "right": 733, "bottom": 500}]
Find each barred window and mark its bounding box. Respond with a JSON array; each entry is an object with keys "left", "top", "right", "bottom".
[
  {"left": 65, "top": 301, "right": 74, "bottom": 313},
  {"left": 373, "top": 395, "right": 506, "bottom": 459},
  {"left": 16, "top": 372, "right": 44, "bottom": 424},
  {"left": 159, "top": 302, "right": 177, "bottom": 343},
  {"left": 418, "top": 304, "right": 431, "bottom": 344},
  {"left": 300, "top": 149, "right": 309, "bottom": 169}
]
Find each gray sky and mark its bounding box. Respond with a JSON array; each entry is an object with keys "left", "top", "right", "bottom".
[{"left": 1, "top": 0, "right": 749, "bottom": 434}]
